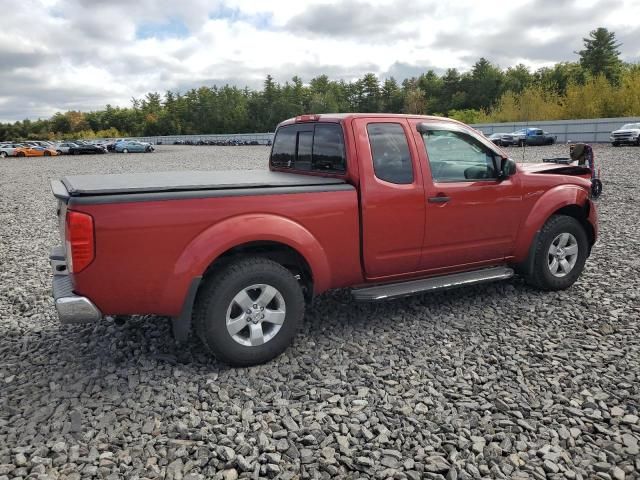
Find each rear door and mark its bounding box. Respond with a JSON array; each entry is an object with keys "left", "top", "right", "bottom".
[{"left": 354, "top": 118, "right": 426, "bottom": 278}]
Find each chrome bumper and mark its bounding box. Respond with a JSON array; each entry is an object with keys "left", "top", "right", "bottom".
[{"left": 50, "top": 247, "right": 101, "bottom": 324}]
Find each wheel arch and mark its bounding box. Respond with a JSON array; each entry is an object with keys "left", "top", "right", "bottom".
[
  {"left": 513, "top": 185, "right": 595, "bottom": 273},
  {"left": 202, "top": 240, "right": 315, "bottom": 303},
  {"left": 513, "top": 185, "right": 597, "bottom": 264},
  {"left": 166, "top": 213, "right": 332, "bottom": 305},
  {"left": 167, "top": 215, "right": 329, "bottom": 342}
]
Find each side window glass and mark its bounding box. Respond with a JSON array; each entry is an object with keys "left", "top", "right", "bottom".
[
  {"left": 423, "top": 130, "right": 497, "bottom": 182},
  {"left": 312, "top": 124, "right": 346, "bottom": 172},
  {"left": 367, "top": 123, "right": 414, "bottom": 184}
]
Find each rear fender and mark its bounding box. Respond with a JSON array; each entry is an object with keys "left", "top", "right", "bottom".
[
  {"left": 513, "top": 185, "right": 592, "bottom": 263},
  {"left": 165, "top": 214, "right": 332, "bottom": 303}
]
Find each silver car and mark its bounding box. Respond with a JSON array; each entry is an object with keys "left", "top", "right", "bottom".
[
  {"left": 0, "top": 143, "right": 24, "bottom": 157},
  {"left": 54, "top": 142, "right": 79, "bottom": 154}
]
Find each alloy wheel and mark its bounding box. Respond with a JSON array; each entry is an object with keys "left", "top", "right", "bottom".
[
  {"left": 548, "top": 233, "right": 579, "bottom": 277},
  {"left": 225, "top": 284, "right": 286, "bottom": 347}
]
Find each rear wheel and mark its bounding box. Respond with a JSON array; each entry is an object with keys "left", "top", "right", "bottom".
[
  {"left": 0, "top": 151, "right": 7, "bottom": 158},
  {"left": 525, "top": 215, "right": 588, "bottom": 291},
  {"left": 194, "top": 257, "right": 305, "bottom": 366},
  {"left": 123, "top": 148, "right": 129, "bottom": 153}
]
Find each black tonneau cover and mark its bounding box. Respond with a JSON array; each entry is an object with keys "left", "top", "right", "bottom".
[{"left": 60, "top": 170, "right": 345, "bottom": 196}]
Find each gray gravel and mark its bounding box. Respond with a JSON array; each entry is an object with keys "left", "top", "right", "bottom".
[{"left": 0, "top": 144, "right": 639, "bottom": 480}]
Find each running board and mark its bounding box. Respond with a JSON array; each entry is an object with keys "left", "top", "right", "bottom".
[{"left": 352, "top": 267, "right": 514, "bottom": 302}]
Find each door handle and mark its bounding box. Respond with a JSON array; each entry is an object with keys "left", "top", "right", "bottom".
[{"left": 428, "top": 195, "right": 450, "bottom": 204}]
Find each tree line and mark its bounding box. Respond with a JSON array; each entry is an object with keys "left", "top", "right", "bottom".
[{"left": 1, "top": 28, "right": 638, "bottom": 141}]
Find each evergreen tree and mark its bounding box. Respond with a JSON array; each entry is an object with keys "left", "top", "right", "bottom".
[{"left": 577, "top": 27, "right": 622, "bottom": 82}]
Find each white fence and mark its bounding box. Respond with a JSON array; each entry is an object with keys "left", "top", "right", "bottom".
[
  {"left": 122, "top": 117, "right": 640, "bottom": 145},
  {"left": 127, "top": 132, "right": 274, "bottom": 145},
  {"left": 471, "top": 116, "right": 640, "bottom": 143}
]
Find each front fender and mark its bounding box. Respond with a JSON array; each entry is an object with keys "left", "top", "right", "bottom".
[
  {"left": 164, "top": 214, "right": 332, "bottom": 302},
  {"left": 513, "top": 185, "right": 592, "bottom": 263}
]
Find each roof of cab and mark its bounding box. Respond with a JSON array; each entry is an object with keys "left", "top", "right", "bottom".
[{"left": 276, "top": 113, "right": 462, "bottom": 128}]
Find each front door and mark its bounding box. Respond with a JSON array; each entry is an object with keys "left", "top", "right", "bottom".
[
  {"left": 354, "top": 118, "right": 426, "bottom": 278},
  {"left": 411, "top": 121, "right": 522, "bottom": 272}
]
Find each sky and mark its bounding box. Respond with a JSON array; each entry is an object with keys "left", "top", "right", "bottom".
[{"left": 1, "top": 0, "right": 639, "bottom": 122}]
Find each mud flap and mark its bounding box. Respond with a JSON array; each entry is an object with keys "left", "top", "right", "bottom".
[{"left": 171, "top": 276, "right": 202, "bottom": 343}]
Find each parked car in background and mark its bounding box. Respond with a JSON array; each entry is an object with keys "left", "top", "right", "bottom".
[
  {"left": 55, "top": 142, "right": 79, "bottom": 154},
  {"left": 488, "top": 133, "right": 515, "bottom": 147},
  {"left": 0, "top": 143, "right": 25, "bottom": 157},
  {"left": 115, "top": 140, "right": 154, "bottom": 153},
  {"left": 510, "top": 128, "right": 556, "bottom": 146},
  {"left": 15, "top": 146, "right": 58, "bottom": 157},
  {"left": 610, "top": 123, "right": 640, "bottom": 146},
  {"left": 68, "top": 143, "right": 107, "bottom": 155}
]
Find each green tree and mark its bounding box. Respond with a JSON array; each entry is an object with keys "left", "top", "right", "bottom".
[{"left": 577, "top": 27, "right": 622, "bottom": 83}]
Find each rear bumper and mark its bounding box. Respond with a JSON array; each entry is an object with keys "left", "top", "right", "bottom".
[{"left": 50, "top": 247, "right": 102, "bottom": 324}]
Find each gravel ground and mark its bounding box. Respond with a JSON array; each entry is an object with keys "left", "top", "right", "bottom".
[{"left": 0, "top": 144, "right": 638, "bottom": 480}]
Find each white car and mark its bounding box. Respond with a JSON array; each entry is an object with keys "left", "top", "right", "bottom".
[
  {"left": 610, "top": 123, "right": 640, "bottom": 146},
  {"left": 0, "top": 143, "right": 24, "bottom": 157},
  {"left": 54, "top": 142, "right": 79, "bottom": 154}
]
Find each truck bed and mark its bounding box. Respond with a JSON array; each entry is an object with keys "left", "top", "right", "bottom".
[{"left": 57, "top": 170, "right": 346, "bottom": 197}]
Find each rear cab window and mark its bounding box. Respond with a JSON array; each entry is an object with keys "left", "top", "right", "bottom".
[
  {"left": 366, "top": 123, "right": 414, "bottom": 184},
  {"left": 270, "top": 123, "right": 346, "bottom": 173}
]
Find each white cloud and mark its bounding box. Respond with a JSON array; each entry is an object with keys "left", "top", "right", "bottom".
[{"left": 0, "top": 0, "right": 638, "bottom": 121}]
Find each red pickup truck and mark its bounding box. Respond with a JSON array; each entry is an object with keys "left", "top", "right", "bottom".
[{"left": 50, "top": 114, "right": 598, "bottom": 366}]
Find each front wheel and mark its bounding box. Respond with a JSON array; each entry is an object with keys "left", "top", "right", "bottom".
[
  {"left": 0, "top": 151, "right": 7, "bottom": 158},
  {"left": 194, "top": 257, "right": 305, "bottom": 366},
  {"left": 525, "top": 215, "right": 589, "bottom": 291},
  {"left": 122, "top": 148, "right": 129, "bottom": 153}
]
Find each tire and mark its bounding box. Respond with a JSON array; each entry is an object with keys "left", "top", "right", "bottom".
[
  {"left": 17, "top": 152, "right": 25, "bottom": 157},
  {"left": 56, "top": 150, "right": 62, "bottom": 155},
  {"left": 612, "top": 142, "right": 620, "bottom": 147},
  {"left": 525, "top": 215, "right": 589, "bottom": 291},
  {"left": 194, "top": 257, "right": 305, "bottom": 366},
  {"left": 0, "top": 151, "right": 7, "bottom": 158},
  {"left": 636, "top": 137, "right": 640, "bottom": 146},
  {"left": 123, "top": 148, "right": 129, "bottom": 154}
]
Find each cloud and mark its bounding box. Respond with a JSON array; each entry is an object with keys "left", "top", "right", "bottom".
[
  {"left": 429, "top": 0, "right": 638, "bottom": 67},
  {"left": 0, "top": 0, "right": 639, "bottom": 121},
  {"left": 284, "top": 0, "right": 433, "bottom": 40}
]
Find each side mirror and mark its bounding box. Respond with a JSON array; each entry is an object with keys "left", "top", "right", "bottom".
[{"left": 496, "top": 157, "right": 516, "bottom": 181}]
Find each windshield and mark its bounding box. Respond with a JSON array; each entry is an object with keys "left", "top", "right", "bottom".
[{"left": 621, "top": 123, "right": 640, "bottom": 130}]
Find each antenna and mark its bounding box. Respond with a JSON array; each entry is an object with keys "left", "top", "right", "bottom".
[{"left": 521, "top": 103, "right": 529, "bottom": 163}]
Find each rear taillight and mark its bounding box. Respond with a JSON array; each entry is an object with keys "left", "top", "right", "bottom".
[{"left": 65, "top": 210, "right": 95, "bottom": 273}]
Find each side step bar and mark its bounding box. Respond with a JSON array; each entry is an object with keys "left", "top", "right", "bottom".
[{"left": 352, "top": 267, "right": 514, "bottom": 302}]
